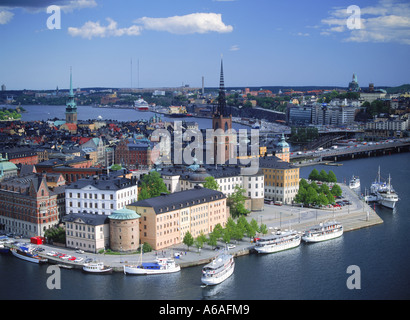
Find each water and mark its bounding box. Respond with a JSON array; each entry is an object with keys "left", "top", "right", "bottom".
[
  {"left": 16, "top": 104, "right": 250, "bottom": 131},
  {"left": 1, "top": 152, "right": 409, "bottom": 300}
]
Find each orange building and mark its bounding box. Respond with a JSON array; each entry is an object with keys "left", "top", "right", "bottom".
[{"left": 127, "top": 187, "right": 228, "bottom": 250}]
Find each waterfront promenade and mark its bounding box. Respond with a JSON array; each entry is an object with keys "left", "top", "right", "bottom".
[{"left": 6, "top": 183, "right": 382, "bottom": 272}]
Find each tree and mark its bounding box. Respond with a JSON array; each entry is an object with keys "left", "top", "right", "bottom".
[
  {"left": 194, "top": 232, "right": 207, "bottom": 251},
  {"left": 138, "top": 171, "right": 169, "bottom": 200},
  {"left": 259, "top": 223, "right": 268, "bottom": 235},
  {"left": 309, "top": 169, "right": 320, "bottom": 181},
  {"left": 331, "top": 184, "right": 342, "bottom": 197},
  {"left": 328, "top": 171, "right": 337, "bottom": 183},
  {"left": 228, "top": 185, "right": 250, "bottom": 218},
  {"left": 207, "top": 233, "right": 218, "bottom": 249},
  {"left": 203, "top": 176, "right": 219, "bottom": 191},
  {"left": 319, "top": 170, "right": 328, "bottom": 182},
  {"left": 183, "top": 231, "right": 194, "bottom": 251},
  {"left": 317, "top": 193, "right": 329, "bottom": 206},
  {"left": 212, "top": 223, "right": 224, "bottom": 240}
]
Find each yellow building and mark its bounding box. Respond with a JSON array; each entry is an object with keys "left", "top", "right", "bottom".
[
  {"left": 127, "top": 186, "right": 228, "bottom": 250},
  {"left": 259, "top": 156, "right": 300, "bottom": 204}
]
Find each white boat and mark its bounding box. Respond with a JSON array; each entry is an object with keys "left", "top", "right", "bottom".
[
  {"left": 134, "top": 98, "right": 149, "bottom": 111},
  {"left": 377, "top": 174, "right": 399, "bottom": 209},
  {"left": 124, "top": 257, "right": 181, "bottom": 275},
  {"left": 10, "top": 246, "right": 48, "bottom": 264},
  {"left": 302, "top": 221, "right": 343, "bottom": 243},
  {"left": 364, "top": 193, "right": 379, "bottom": 202},
  {"left": 254, "top": 230, "right": 301, "bottom": 254},
  {"left": 82, "top": 262, "right": 112, "bottom": 274},
  {"left": 349, "top": 175, "right": 360, "bottom": 189},
  {"left": 201, "top": 253, "right": 235, "bottom": 286},
  {"left": 370, "top": 166, "right": 389, "bottom": 194}
]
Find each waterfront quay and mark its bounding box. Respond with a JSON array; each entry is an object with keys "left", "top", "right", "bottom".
[{"left": 5, "top": 183, "right": 381, "bottom": 273}]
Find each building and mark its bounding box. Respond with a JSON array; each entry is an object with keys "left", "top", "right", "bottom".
[
  {"left": 287, "top": 104, "right": 312, "bottom": 125},
  {"left": 259, "top": 156, "right": 300, "bottom": 205},
  {"left": 127, "top": 186, "right": 228, "bottom": 250},
  {"left": 115, "top": 138, "right": 155, "bottom": 170},
  {"left": 0, "top": 173, "right": 61, "bottom": 237},
  {"left": 348, "top": 73, "right": 360, "bottom": 92},
  {"left": 211, "top": 58, "right": 235, "bottom": 164},
  {"left": 275, "top": 134, "right": 290, "bottom": 163},
  {"left": 365, "top": 114, "right": 409, "bottom": 138},
  {"left": 161, "top": 164, "right": 264, "bottom": 211},
  {"left": 63, "top": 212, "right": 109, "bottom": 253},
  {"left": 108, "top": 208, "right": 140, "bottom": 252},
  {"left": 65, "top": 68, "right": 78, "bottom": 125},
  {"left": 65, "top": 175, "right": 138, "bottom": 216},
  {"left": 0, "top": 154, "right": 18, "bottom": 181}
]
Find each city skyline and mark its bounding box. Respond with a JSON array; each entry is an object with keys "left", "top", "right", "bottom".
[{"left": 1, "top": 0, "right": 410, "bottom": 90}]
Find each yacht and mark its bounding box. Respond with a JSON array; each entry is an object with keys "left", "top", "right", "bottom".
[
  {"left": 82, "top": 262, "right": 112, "bottom": 274},
  {"left": 302, "top": 221, "right": 343, "bottom": 243},
  {"left": 124, "top": 257, "right": 181, "bottom": 275},
  {"left": 201, "top": 252, "right": 235, "bottom": 286},
  {"left": 10, "top": 246, "right": 48, "bottom": 264},
  {"left": 254, "top": 230, "right": 301, "bottom": 254},
  {"left": 377, "top": 174, "right": 399, "bottom": 209},
  {"left": 349, "top": 176, "right": 360, "bottom": 189}
]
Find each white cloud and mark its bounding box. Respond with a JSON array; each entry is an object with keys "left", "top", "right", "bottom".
[
  {"left": 68, "top": 18, "right": 142, "bottom": 39},
  {"left": 230, "top": 44, "right": 240, "bottom": 51},
  {"left": 321, "top": 0, "right": 410, "bottom": 45},
  {"left": 135, "top": 13, "right": 233, "bottom": 34},
  {"left": 68, "top": 12, "right": 233, "bottom": 39},
  {"left": 0, "top": 10, "right": 14, "bottom": 24}
]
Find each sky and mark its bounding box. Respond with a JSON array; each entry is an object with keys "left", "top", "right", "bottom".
[{"left": 0, "top": 0, "right": 409, "bottom": 90}]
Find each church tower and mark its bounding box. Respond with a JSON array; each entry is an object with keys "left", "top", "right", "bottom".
[
  {"left": 212, "top": 58, "right": 234, "bottom": 164},
  {"left": 65, "top": 68, "right": 78, "bottom": 124},
  {"left": 276, "top": 133, "right": 290, "bottom": 163}
]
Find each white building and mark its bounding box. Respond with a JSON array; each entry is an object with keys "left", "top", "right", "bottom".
[{"left": 65, "top": 175, "right": 138, "bottom": 216}]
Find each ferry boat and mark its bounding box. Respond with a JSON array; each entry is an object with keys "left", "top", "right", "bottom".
[
  {"left": 168, "top": 105, "right": 187, "bottom": 118},
  {"left": 302, "top": 221, "right": 343, "bottom": 243},
  {"left": 349, "top": 176, "right": 360, "bottom": 189},
  {"left": 124, "top": 257, "right": 181, "bottom": 275},
  {"left": 254, "top": 230, "right": 301, "bottom": 254},
  {"left": 134, "top": 98, "right": 150, "bottom": 111},
  {"left": 377, "top": 174, "right": 399, "bottom": 209},
  {"left": 10, "top": 246, "right": 48, "bottom": 264},
  {"left": 82, "top": 262, "right": 112, "bottom": 274},
  {"left": 201, "top": 252, "right": 235, "bottom": 286}
]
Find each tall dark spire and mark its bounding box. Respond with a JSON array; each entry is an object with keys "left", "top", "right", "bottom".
[{"left": 216, "top": 56, "right": 229, "bottom": 117}]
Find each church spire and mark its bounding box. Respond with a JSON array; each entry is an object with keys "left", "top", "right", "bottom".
[
  {"left": 216, "top": 56, "right": 229, "bottom": 117},
  {"left": 69, "top": 66, "right": 73, "bottom": 97}
]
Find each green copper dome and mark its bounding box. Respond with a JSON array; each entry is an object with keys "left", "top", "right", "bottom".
[
  {"left": 277, "top": 133, "right": 289, "bottom": 148},
  {"left": 108, "top": 208, "right": 140, "bottom": 220}
]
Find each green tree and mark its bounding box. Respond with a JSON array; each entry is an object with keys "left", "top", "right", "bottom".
[
  {"left": 317, "top": 193, "right": 329, "bottom": 206},
  {"left": 138, "top": 171, "right": 169, "bottom": 200},
  {"left": 203, "top": 176, "right": 219, "bottom": 191},
  {"left": 207, "top": 233, "right": 218, "bottom": 249},
  {"left": 259, "top": 223, "right": 268, "bottom": 235},
  {"left": 319, "top": 170, "right": 328, "bottom": 182},
  {"left": 194, "top": 232, "right": 207, "bottom": 251},
  {"left": 183, "top": 231, "right": 194, "bottom": 251},
  {"left": 328, "top": 171, "right": 337, "bottom": 183},
  {"left": 309, "top": 169, "right": 320, "bottom": 181},
  {"left": 228, "top": 185, "right": 250, "bottom": 218},
  {"left": 142, "top": 242, "right": 153, "bottom": 253},
  {"left": 331, "top": 184, "right": 342, "bottom": 197}
]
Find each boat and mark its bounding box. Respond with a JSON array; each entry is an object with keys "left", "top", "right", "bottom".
[
  {"left": 302, "top": 221, "right": 343, "bottom": 243},
  {"left": 370, "top": 166, "right": 389, "bottom": 194},
  {"left": 201, "top": 252, "right": 235, "bottom": 286},
  {"left": 10, "top": 246, "right": 48, "bottom": 264},
  {"left": 124, "top": 257, "right": 181, "bottom": 275},
  {"left": 349, "top": 175, "right": 360, "bottom": 189},
  {"left": 134, "top": 98, "right": 150, "bottom": 111},
  {"left": 82, "top": 262, "right": 112, "bottom": 274},
  {"left": 254, "top": 230, "right": 301, "bottom": 254},
  {"left": 0, "top": 243, "right": 10, "bottom": 254},
  {"left": 377, "top": 174, "right": 399, "bottom": 209}
]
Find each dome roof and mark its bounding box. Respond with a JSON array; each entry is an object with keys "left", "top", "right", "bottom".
[
  {"left": 277, "top": 133, "right": 289, "bottom": 148},
  {"left": 189, "top": 167, "right": 210, "bottom": 182},
  {"left": 0, "top": 158, "right": 18, "bottom": 172},
  {"left": 108, "top": 208, "right": 140, "bottom": 220}
]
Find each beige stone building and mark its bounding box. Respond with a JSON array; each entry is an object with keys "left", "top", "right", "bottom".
[
  {"left": 108, "top": 208, "right": 140, "bottom": 252},
  {"left": 127, "top": 186, "right": 229, "bottom": 250}
]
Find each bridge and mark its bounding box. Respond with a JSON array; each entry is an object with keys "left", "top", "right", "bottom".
[{"left": 290, "top": 139, "right": 410, "bottom": 163}]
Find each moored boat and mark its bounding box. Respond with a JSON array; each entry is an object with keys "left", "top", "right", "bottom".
[
  {"left": 254, "top": 230, "right": 301, "bottom": 254},
  {"left": 10, "top": 246, "right": 48, "bottom": 264},
  {"left": 302, "top": 221, "right": 343, "bottom": 243},
  {"left": 201, "top": 252, "right": 235, "bottom": 286},
  {"left": 82, "top": 262, "right": 112, "bottom": 274},
  {"left": 349, "top": 176, "right": 360, "bottom": 189},
  {"left": 377, "top": 174, "right": 398, "bottom": 209},
  {"left": 0, "top": 243, "right": 10, "bottom": 254},
  {"left": 124, "top": 257, "right": 181, "bottom": 275}
]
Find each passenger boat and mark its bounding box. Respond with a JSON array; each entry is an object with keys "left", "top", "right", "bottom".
[
  {"left": 254, "top": 230, "right": 301, "bottom": 254},
  {"left": 349, "top": 175, "right": 360, "bottom": 189},
  {"left": 82, "top": 262, "right": 112, "bottom": 274},
  {"left": 10, "top": 246, "right": 48, "bottom": 264},
  {"left": 124, "top": 257, "right": 181, "bottom": 275},
  {"left": 134, "top": 98, "right": 150, "bottom": 111},
  {"left": 201, "top": 252, "right": 235, "bottom": 286},
  {"left": 377, "top": 174, "right": 399, "bottom": 209},
  {"left": 0, "top": 243, "right": 10, "bottom": 254},
  {"left": 302, "top": 221, "right": 343, "bottom": 243}
]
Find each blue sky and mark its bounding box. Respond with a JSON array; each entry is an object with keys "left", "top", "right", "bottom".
[{"left": 0, "top": 0, "right": 409, "bottom": 90}]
